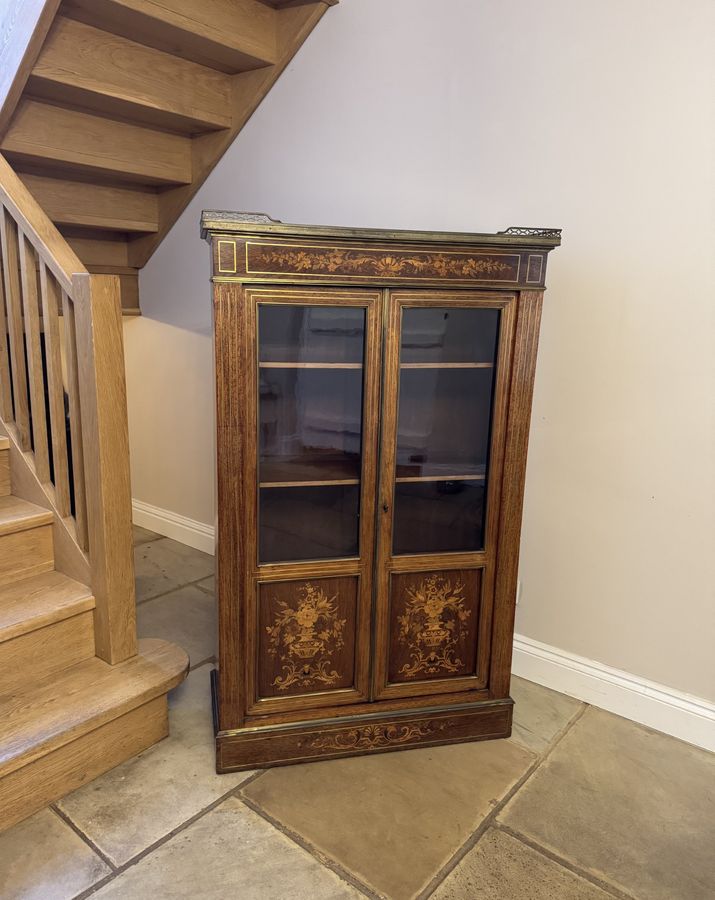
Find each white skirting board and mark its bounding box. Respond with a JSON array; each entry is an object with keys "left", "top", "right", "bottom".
[
  {"left": 132, "top": 499, "right": 215, "bottom": 555},
  {"left": 512, "top": 633, "right": 715, "bottom": 753}
]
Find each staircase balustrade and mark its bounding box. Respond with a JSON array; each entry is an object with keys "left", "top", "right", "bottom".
[{"left": 0, "top": 152, "right": 137, "bottom": 664}]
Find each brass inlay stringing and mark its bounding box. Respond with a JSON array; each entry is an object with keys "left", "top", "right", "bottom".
[
  {"left": 526, "top": 254, "right": 544, "bottom": 283},
  {"left": 217, "top": 240, "right": 237, "bottom": 273},
  {"left": 310, "top": 721, "right": 438, "bottom": 751},
  {"left": 397, "top": 575, "right": 471, "bottom": 678},
  {"left": 265, "top": 582, "right": 346, "bottom": 691}
]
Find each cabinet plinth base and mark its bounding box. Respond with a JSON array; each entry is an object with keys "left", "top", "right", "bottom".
[{"left": 212, "top": 676, "right": 513, "bottom": 772}]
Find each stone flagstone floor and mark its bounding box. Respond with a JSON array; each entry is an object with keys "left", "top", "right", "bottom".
[{"left": 1, "top": 528, "right": 714, "bottom": 899}]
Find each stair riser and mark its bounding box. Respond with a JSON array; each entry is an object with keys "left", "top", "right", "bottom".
[
  {"left": 0, "top": 451, "right": 9, "bottom": 497},
  {"left": 0, "top": 611, "right": 95, "bottom": 694},
  {"left": 0, "top": 525, "right": 53, "bottom": 586},
  {"left": 0, "top": 695, "right": 167, "bottom": 832},
  {"left": 2, "top": 100, "right": 193, "bottom": 187}
]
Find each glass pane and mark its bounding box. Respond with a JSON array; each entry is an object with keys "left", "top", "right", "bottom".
[
  {"left": 258, "top": 304, "right": 365, "bottom": 563},
  {"left": 259, "top": 484, "right": 360, "bottom": 563},
  {"left": 400, "top": 306, "right": 499, "bottom": 364},
  {"left": 392, "top": 480, "right": 486, "bottom": 555},
  {"left": 393, "top": 306, "right": 499, "bottom": 555}
]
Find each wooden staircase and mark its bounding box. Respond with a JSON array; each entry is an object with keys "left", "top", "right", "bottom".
[
  {"left": 0, "top": 0, "right": 335, "bottom": 831},
  {"left": 0, "top": 0, "right": 336, "bottom": 313}
]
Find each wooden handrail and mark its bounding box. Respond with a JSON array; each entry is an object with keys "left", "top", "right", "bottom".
[
  {"left": 0, "top": 154, "right": 85, "bottom": 289},
  {"left": 0, "top": 152, "right": 137, "bottom": 665}
]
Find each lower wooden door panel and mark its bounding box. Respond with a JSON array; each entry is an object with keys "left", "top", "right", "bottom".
[
  {"left": 257, "top": 576, "right": 358, "bottom": 699},
  {"left": 374, "top": 565, "right": 491, "bottom": 700},
  {"left": 387, "top": 568, "right": 481, "bottom": 684},
  {"left": 248, "top": 573, "right": 371, "bottom": 716}
]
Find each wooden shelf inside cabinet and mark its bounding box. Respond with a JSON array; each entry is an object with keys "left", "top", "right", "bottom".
[
  {"left": 399, "top": 362, "right": 494, "bottom": 369},
  {"left": 204, "top": 210, "right": 561, "bottom": 772},
  {"left": 395, "top": 473, "right": 486, "bottom": 483},
  {"left": 259, "top": 362, "right": 363, "bottom": 369},
  {"left": 259, "top": 457, "right": 361, "bottom": 488}
]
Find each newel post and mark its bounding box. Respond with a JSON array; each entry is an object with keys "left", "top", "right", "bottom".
[{"left": 72, "top": 273, "right": 137, "bottom": 664}]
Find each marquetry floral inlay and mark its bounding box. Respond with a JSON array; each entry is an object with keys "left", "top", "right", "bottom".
[
  {"left": 310, "top": 721, "right": 437, "bottom": 751},
  {"left": 249, "top": 245, "right": 515, "bottom": 280},
  {"left": 397, "top": 575, "right": 471, "bottom": 678},
  {"left": 266, "top": 582, "right": 346, "bottom": 691}
]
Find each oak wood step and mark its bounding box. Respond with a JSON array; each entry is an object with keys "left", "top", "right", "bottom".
[
  {"left": 1, "top": 99, "right": 192, "bottom": 186},
  {"left": 0, "top": 610, "right": 96, "bottom": 695},
  {"left": 0, "top": 571, "right": 94, "bottom": 644},
  {"left": 29, "top": 16, "right": 233, "bottom": 134},
  {"left": 0, "top": 637, "right": 189, "bottom": 780},
  {"left": 0, "top": 695, "right": 167, "bottom": 832},
  {"left": 20, "top": 173, "right": 160, "bottom": 234},
  {"left": 0, "top": 496, "right": 53, "bottom": 537},
  {"left": 63, "top": 0, "right": 279, "bottom": 73}
]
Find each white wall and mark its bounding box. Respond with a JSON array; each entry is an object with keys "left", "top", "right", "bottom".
[{"left": 127, "top": 0, "right": 715, "bottom": 704}]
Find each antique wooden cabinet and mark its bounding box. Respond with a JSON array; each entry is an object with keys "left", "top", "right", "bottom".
[{"left": 202, "top": 211, "right": 561, "bottom": 771}]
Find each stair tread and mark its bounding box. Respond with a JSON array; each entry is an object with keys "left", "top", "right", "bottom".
[
  {"left": 0, "top": 571, "right": 95, "bottom": 644},
  {"left": 0, "top": 437, "right": 8, "bottom": 450},
  {"left": 0, "top": 496, "right": 53, "bottom": 537},
  {"left": 0, "top": 638, "right": 189, "bottom": 778}
]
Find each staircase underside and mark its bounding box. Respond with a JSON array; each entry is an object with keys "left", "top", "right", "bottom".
[{"left": 0, "top": 0, "right": 336, "bottom": 313}]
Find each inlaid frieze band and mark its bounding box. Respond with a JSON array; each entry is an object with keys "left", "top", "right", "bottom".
[{"left": 245, "top": 241, "right": 521, "bottom": 282}]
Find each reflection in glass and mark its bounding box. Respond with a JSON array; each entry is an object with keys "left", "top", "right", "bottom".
[
  {"left": 400, "top": 307, "right": 499, "bottom": 365},
  {"left": 259, "top": 304, "right": 365, "bottom": 364},
  {"left": 393, "top": 480, "right": 486, "bottom": 555},
  {"left": 259, "top": 484, "right": 360, "bottom": 563},
  {"left": 393, "top": 306, "right": 499, "bottom": 555},
  {"left": 259, "top": 369, "right": 363, "bottom": 485},
  {"left": 257, "top": 304, "right": 365, "bottom": 563}
]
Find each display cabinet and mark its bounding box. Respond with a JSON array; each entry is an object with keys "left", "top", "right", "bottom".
[{"left": 202, "top": 212, "right": 561, "bottom": 771}]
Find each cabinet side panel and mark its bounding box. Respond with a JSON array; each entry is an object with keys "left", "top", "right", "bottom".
[
  {"left": 214, "top": 282, "right": 247, "bottom": 730},
  {"left": 490, "top": 290, "right": 544, "bottom": 697}
]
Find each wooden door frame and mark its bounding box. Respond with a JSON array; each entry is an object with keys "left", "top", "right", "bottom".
[
  {"left": 371, "top": 290, "right": 517, "bottom": 701},
  {"left": 214, "top": 284, "right": 384, "bottom": 728}
]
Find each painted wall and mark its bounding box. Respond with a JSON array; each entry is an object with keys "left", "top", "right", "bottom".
[{"left": 126, "top": 0, "right": 715, "bottom": 702}]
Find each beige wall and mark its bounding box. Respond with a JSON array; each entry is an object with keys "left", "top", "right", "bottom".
[{"left": 126, "top": 0, "right": 715, "bottom": 700}]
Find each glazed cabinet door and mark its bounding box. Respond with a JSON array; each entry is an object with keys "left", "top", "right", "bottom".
[
  {"left": 372, "top": 292, "right": 517, "bottom": 700},
  {"left": 240, "top": 287, "right": 382, "bottom": 716}
]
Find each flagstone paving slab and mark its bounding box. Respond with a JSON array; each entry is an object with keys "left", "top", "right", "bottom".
[
  {"left": 134, "top": 537, "right": 214, "bottom": 602},
  {"left": 91, "top": 797, "right": 362, "bottom": 900},
  {"left": 501, "top": 706, "right": 715, "bottom": 900},
  {"left": 509, "top": 675, "right": 584, "bottom": 754},
  {"left": 431, "top": 827, "right": 613, "bottom": 900},
  {"left": 0, "top": 808, "right": 109, "bottom": 900},
  {"left": 244, "top": 737, "right": 534, "bottom": 900},
  {"left": 137, "top": 583, "right": 217, "bottom": 667},
  {"left": 58, "top": 666, "right": 249, "bottom": 867}
]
